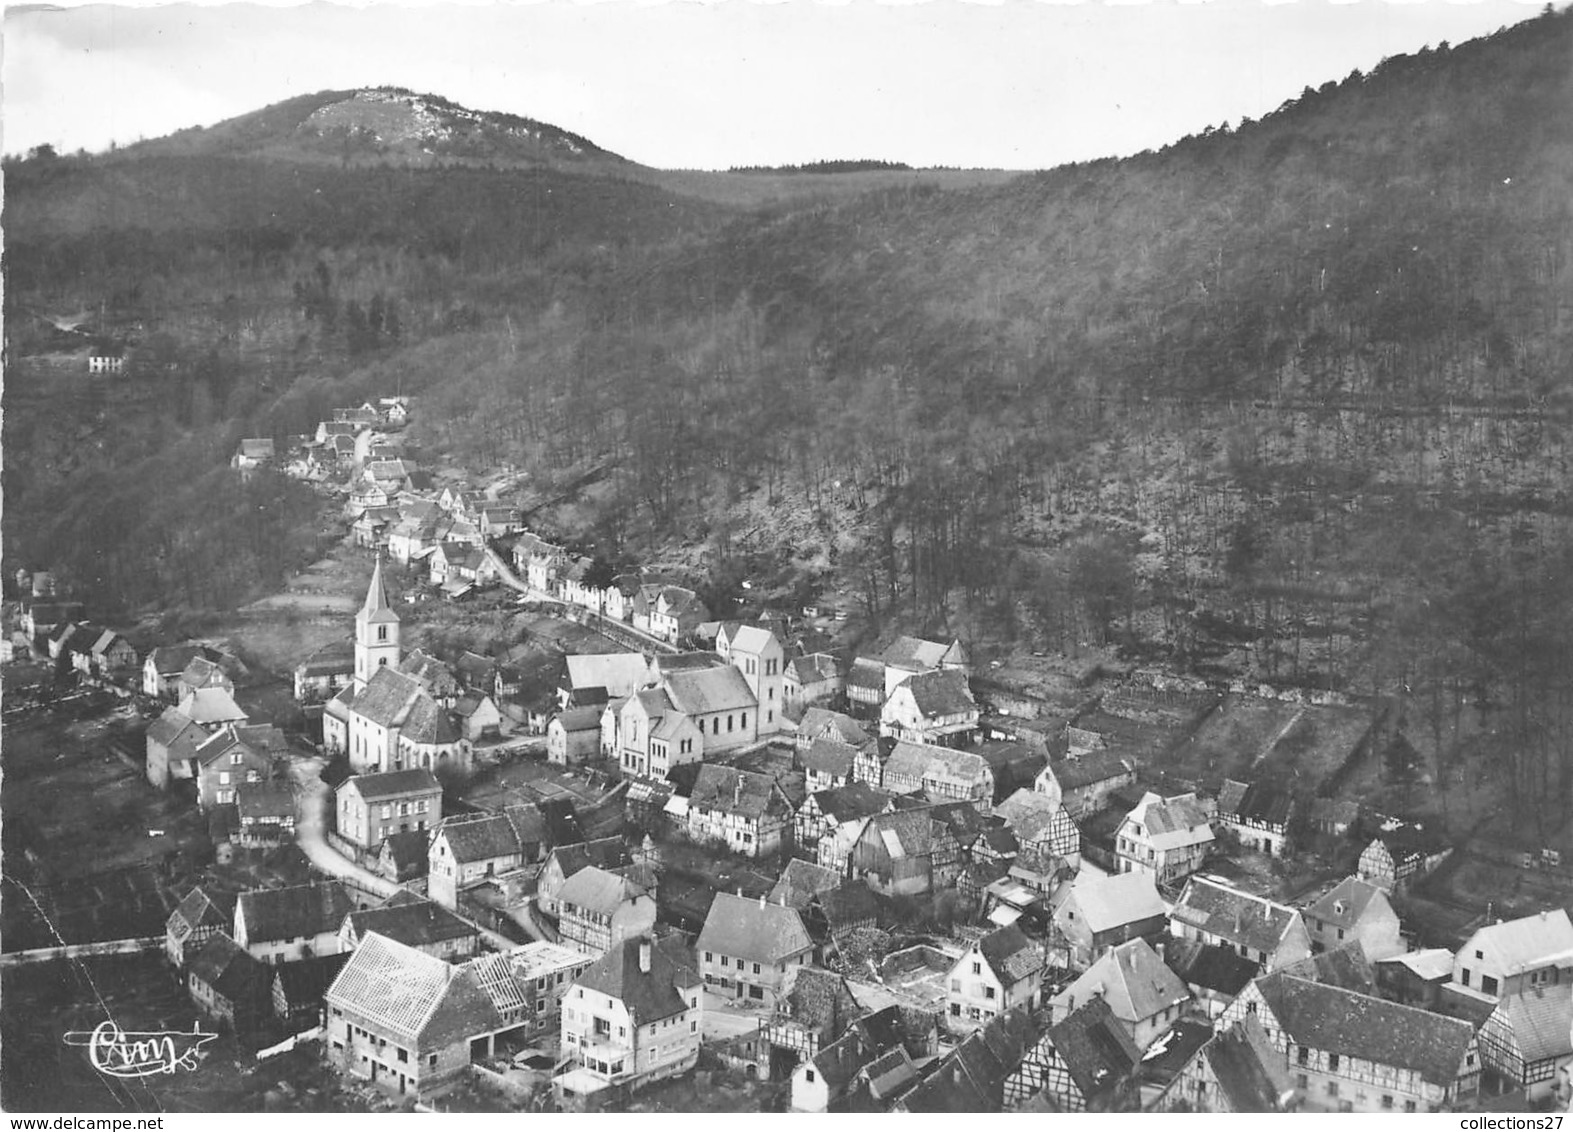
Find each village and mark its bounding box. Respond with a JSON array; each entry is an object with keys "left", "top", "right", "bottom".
[{"left": 4, "top": 395, "right": 1573, "bottom": 1116}]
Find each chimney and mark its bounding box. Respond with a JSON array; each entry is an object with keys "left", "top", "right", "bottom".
[{"left": 639, "top": 938, "right": 652, "bottom": 973}]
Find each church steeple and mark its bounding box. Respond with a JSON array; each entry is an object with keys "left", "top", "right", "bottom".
[{"left": 354, "top": 554, "right": 400, "bottom": 690}]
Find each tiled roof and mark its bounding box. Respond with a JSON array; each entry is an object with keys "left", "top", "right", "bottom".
[
  {"left": 558, "top": 865, "right": 645, "bottom": 916},
  {"left": 1134, "top": 1017, "right": 1215, "bottom": 1093},
  {"left": 1460, "top": 909, "right": 1573, "bottom": 975},
  {"left": 1378, "top": 947, "right": 1454, "bottom": 981},
  {"left": 177, "top": 687, "right": 248, "bottom": 726},
  {"left": 1172, "top": 877, "right": 1302, "bottom": 956},
  {"left": 697, "top": 892, "right": 813, "bottom": 964},
  {"left": 149, "top": 643, "right": 218, "bottom": 676},
  {"left": 327, "top": 932, "right": 504, "bottom": 1047},
  {"left": 769, "top": 859, "right": 843, "bottom": 910},
  {"left": 729, "top": 625, "right": 777, "bottom": 655},
  {"left": 273, "top": 952, "right": 349, "bottom": 1009},
  {"left": 802, "top": 737, "right": 857, "bottom": 777},
  {"left": 894, "top": 669, "right": 976, "bottom": 717},
  {"left": 879, "top": 636, "right": 953, "bottom": 671},
  {"left": 238, "top": 882, "right": 352, "bottom": 944},
  {"left": 690, "top": 765, "right": 783, "bottom": 820},
  {"left": 1053, "top": 938, "right": 1188, "bottom": 1025},
  {"left": 436, "top": 815, "right": 521, "bottom": 863},
  {"left": 547, "top": 837, "right": 630, "bottom": 882},
  {"left": 797, "top": 707, "right": 870, "bottom": 746},
  {"left": 816, "top": 883, "right": 880, "bottom": 931},
  {"left": 1305, "top": 875, "right": 1389, "bottom": 929},
  {"left": 779, "top": 967, "right": 859, "bottom": 1036},
  {"left": 883, "top": 742, "right": 991, "bottom": 788},
  {"left": 1050, "top": 752, "right": 1137, "bottom": 791},
  {"left": 552, "top": 705, "right": 605, "bottom": 733},
  {"left": 664, "top": 665, "right": 756, "bottom": 716},
  {"left": 1163, "top": 937, "right": 1259, "bottom": 996},
  {"left": 1221, "top": 779, "right": 1296, "bottom": 827},
  {"left": 1279, "top": 941, "right": 1377, "bottom": 995},
  {"left": 1055, "top": 870, "right": 1166, "bottom": 935},
  {"left": 901, "top": 1005, "right": 1040, "bottom": 1113},
  {"left": 379, "top": 830, "right": 431, "bottom": 874},
  {"left": 789, "top": 654, "right": 839, "bottom": 685},
  {"left": 977, "top": 923, "right": 1044, "bottom": 986},
  {"left": 236, "top": 783, "right": 294, "bottom": 820},
  {"left": 862, "top": 809, "right": 934, "bottom": 860},
  {"left": 995, "top": 789, "right": 1076, "bottom": 847},
  {"left": 346, "top": 897, "right": 477, "bottom": 949},
  {"left": 146, "top": 707, "right": 201, "bottom": 750},
  {"left": 339, "top": 666, "right": 426, "bottom": 728},
  {"left": 576, "top": 936, "right": 695, "bottom": 1026},
  {"left": 1488, "top": 984, "right": 1573, "bottom": 1063},
  {"left": 169, "top": 887, "right": 234, "bottom": 937},
  {"left": 563, "top": 653, "right": 649, "bottom": 698},
  {"left": 1123, "top": 792, "right": 1214, "bottom": 851},
  {"left": 809, "top": 1028, "right": 870, "bottom": 1092},
  {"left": 189, "top": 933, "right": 265, "bottom": 1002},
  {"left": 1255, "top": 972, "right": 1477, "bottom": 1086},
  {"left": 1045, "top": 997, "right": 1143, "bottom": 1102},
  {"left": 846, "top": 658, "right": 885, "bottom": 692},
  {"left": 1203, "top": 1015, "right": 1293, "bottom": 1111},
  {"left": 346, "top": 768, "right": 442, "bottom": 801}
]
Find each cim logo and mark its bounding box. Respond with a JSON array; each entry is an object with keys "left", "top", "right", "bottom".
[{"left": 62, "top": 1021, "right": 218, "bottom": 1079}]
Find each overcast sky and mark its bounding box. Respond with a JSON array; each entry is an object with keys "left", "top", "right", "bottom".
[{"left": 1, "top": 0, "right": 1546, "bottom": 169}]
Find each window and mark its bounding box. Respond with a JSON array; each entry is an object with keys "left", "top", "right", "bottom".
[
  {"left": 397, "top": 1048, "right": 408, "bottom": 1063},
  {"left": 741, "top": 713, "right": 748, "bottom": 729},
  {"left": 1328, "top": 1054, "right": 1340, "bottom": 1072},
  {"left": 1381, "top": 1096, "right": 1393, "bottom": 1110},
  {"left": 984, "top": 986, "right": 996, "bottom": 1000},
  {"left": 950, "top": 979, "right": 961, "bottom": 992},
  {"left": 805, "top": 1069, "right": 816, "bottom": 1083},
  {"left": 1460, "top": 969, "right": 1471, "bottom": 987},
  {"left": 219, "top": 772, "right": 231, "bottom": 785},
  {"left": 1336, "top": 928, "right": 1345, "bottom": 941},
  {"left": 379, "top": 626, "right": 388, "bottom": 641},
  {"left": 1475, "top": 950, "right": 1484, "bottom": 960},
  {"left": 1404, "top": 1101, "right": 1416, "bottom": 1113},
  {"left": 1481, "top": 975, "right": 1499, "bottom": 995},
  {"left": 1327, "top": 1082, "right": 1339, "bottom": 1097},
  {"left": 231, "top": 751, "right": 243, "bottom": 765},
  {"left": 752, "top": 962, "right": 761, "bottom": 975},
  {"left": 1296, "top": 1074, "right": 1308, "bottom": 1090},
  {"left": 428, "top": 1054, "right": 438, "bottom": 1069},
  {"left": 721, "top": 956, "right": 729, "bottom": 968},
  {"left": 950, "top": 1003, "right": 961, "bottom": 1016},
  {"left": 705, "top": 951, "right": 713, "bottom": 962},
  {"left": 972, "top": 962, "right": 982, "bottom": 975},
  {"left": 1297, "top": 1048, "right": 1309, "bottom": 1066},
  {"left": 727, "top": 716, "right": 734, "bottom": 733}
]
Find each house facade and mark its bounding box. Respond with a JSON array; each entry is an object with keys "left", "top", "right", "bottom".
[
  {"left": 697, "top": 893, "right": 814, "bottom": 1007},
  {"left": 1304, "top": 876, "right": 1405, "bottom": 961},
  {"left": 1452, "top": 909, "right": 1573, "bottom": 999},
  {"left": 1116, "top": 792, "right": 1214, "bottom": 884},
  {"left": 336, "top": 769, "right": 442, "bottom": 851},
  {"left": 946, "top": 924, "right": 1044, "bottom": 1033},
  {"left": 1170, "top": 876, "right": 1313, "bottom": 972}
]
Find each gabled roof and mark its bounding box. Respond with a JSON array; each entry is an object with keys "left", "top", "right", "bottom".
[
  {"left": 883, "top": 741, "right": 991, "bottom": 789},
  {"left": 1487, "top": 984, "right": 1573, "bottom": 1064},
  {"left": 148, "top": 643, "right": 221, "bottom": 677},
  {"left": 435, "top": 815, "right": 521, "bottom": 864},
  {"left": 553, "top": 706, "right": 605, "bottom": 733},
  {"left": 809, "top": 781, "right": 896, "bottom": 824},
  {"left": 1048, "top": 752, "right": 1137, "bottom": 791},
  {"left": 1055, "top": 870, "right": 1166, "bottom": 935},
  {"left": 797, "top": 707, "right": 870, "bottom": 746},
  {"left": 1044, "top": 996, "right": 1143, "bottom": 1103},
  {"left": 1254, "top": 972, "right": 1478, "bottom": 1086},
  {"left": 238, "top": 882, "right": 353, "bottom": 944},
  {"left": 899, "top": 1005, "right": 1041, "bottom": 1113},
  {"left": 769, "top": 858, "right": 843, "bottom": 910},
  {"left": 547, "top": 837, "right": 631, "bottom": 881},
  {"left": 576, "top": 936, "right": 696, "bottom": 1026},
  {"left": 697, "top": 892, "right": 813, "bottom": 964},
  {"left": 344, "top": 768, "right": 442, "bottom": 801},
  {"left": 975, "top": 923, "right": 1044, "bottom": 986},
  {"left": 273, "top": 952, "right": 349, "bottom": 1010},
  {"left": 1305, "top": 875, "right": 1391, "bottom": 930},
  {"left": 1459, "top": 909, "right": 1573, "bottom": 975},
  {"left": 327, "top": 931, "right": 504, "bottom": 1048},
  {"left": 169, "top": 886, "right": 235, "bottom": 938},
  {"left": 146, "top": 707, "right": 203, "bottom": 752},
  {"left": 1122, "top": 792, "right": 1214, "bottom": 851},
  {"left": 664, "top": 665, "right": 757, "bottom": 716},
  {"left": 379, "top": 830, "right": 432, "bottom": 874},
  {"left": 177, "top": 687, "right": 248, "bottom": 726},
  {"left": 558, "top": 865, "right": 646, "bottom": 917},
  {"left": 1218, "top": 779, "right": 1296, "bottom": 827},
  {"left": 345, "top": 897, "right": 477, "bottom": 949},
  {"left": 879, "top": 635, "right": 957, "bottom": 672},
  {"left": 779, "top": 967, "right": 860, "bottom": 1036},
  {"left": 1053, "top": 938, "right": 1188, "bottom": 1025},
  {"left": 194, "top": 722, "right": 283, "bottom": 768},
  {"left": 1172, "top": 877, "right": 1301, "bottom": 955},
  {"left": 808, "top": 1028, "right": 873, "bottom": 1093},
  {"left": 1279, "top": 942, "right": 1377, "bottom": 995},
  {"left": 1377, "top": 947, "right": 1454, "bottom": 982},
  {"left": 1163, "top": 937, "right": 1259, "bottom": 996},
  {"left": 995, "top": 789, "right": 1077, "bottom": 849},
  {"left": 689, "top": 765, "right": 785, "bottom": 820},
  {"left": 188, "top": 933, "right": 265, "bottom": 1002},
  {"left": 789, "top": 653, "right": 839, "bottom": 685},
  {"left": 563, "top": 653, "right": 649, "bottom": 698},
  {"left": 236, "top": 782, "right": 294, "bottom": 820},
  {"left": 892, "top": 669, "right": 977, "bottom": 718},
  {"left": 729, "top": 625, "right": 777, "bottom": 655},
  {"left": 802, "top": 737, "right": 857, "bottom": 777},
  {"left": 1201, "top": 1015, "right": 1293, "bottom": 1112},
  {"left": 861, "top": 809, "right": 934, "bottom": 860}
]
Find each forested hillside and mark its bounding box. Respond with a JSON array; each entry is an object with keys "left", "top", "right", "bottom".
[{"left": 5, "top": 8, "right": 1572, "bottom": 820}]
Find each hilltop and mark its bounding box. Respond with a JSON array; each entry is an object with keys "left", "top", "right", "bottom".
[{"left": 123, "top": 86, "right": 632, "bottom": 173}]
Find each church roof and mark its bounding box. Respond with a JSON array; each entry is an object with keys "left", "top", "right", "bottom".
[{"left": 359, "top": 556, "right": 399, "bottom": 625}]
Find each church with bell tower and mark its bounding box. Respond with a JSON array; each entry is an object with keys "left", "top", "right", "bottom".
[
  {"left": 355, "top": 554, "right": 401, "bottom": 689},
  {"left": 323, "top": 557, "right": 471, "bottom": 777}
]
